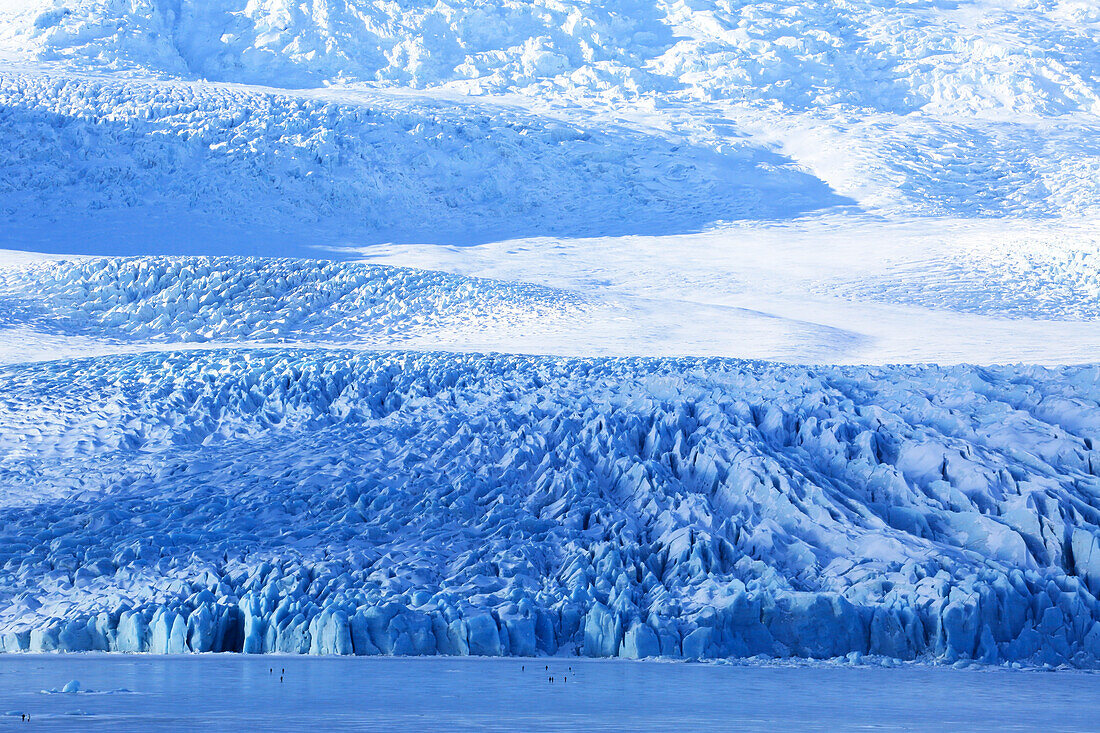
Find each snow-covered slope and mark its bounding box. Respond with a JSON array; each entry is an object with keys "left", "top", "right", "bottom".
[
  {"left": 3, "top": 349, "right": 1100, "bottom": 665},
  {"left": 1, "top": 0, "right": 1099, "bottom": 252},
  {"left": 5, "top": 0, "right": 1099, "bottom": 116},
  {"left": 0, "top": 71, "right": 848, "bottom": 254},
  {"left": 5, "top": 243, "right": 1100, "bottom": 366}
]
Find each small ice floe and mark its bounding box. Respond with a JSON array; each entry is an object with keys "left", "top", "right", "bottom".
[
  {"left": 42, "top": 680, "right": 85, "bottom": 694},
  {"left": 42, "top": 682, "right": 134, "bottom": 695}
]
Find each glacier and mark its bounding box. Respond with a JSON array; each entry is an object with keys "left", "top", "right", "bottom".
[
  {"left": 0, "top": 0, "right": 1099, "bottom": 678},
  {"left": 2, "top": 0, "right": 1100, "bottom": 256},
  {"left": 0, "top": 256, "right": 590, "bottom": 347},
  {"left": 3, "top": 345, "right": 1100, "bottom": 665}
]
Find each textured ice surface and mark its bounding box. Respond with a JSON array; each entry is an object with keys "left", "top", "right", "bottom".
[
  {"left": 0, "top": 70, "right": 845, "bottom": 252},
  {"left": 3, "top": 0, "right": 1098, "bottom": 116},
  {"left": 3, "top": 348, "right": 1100, "bottom": 665},
  {"left": 820, "top": 236, "right": 1100, "bottom": 321},
  {"left": 1, "top": 0, "right": 1099, "bottom": 672},
  {"left": 0, "top": 256, "right": 589, "bottom": 345},
  {"left": 1, "top": 0, "right": 1099, "bottom": 254}
]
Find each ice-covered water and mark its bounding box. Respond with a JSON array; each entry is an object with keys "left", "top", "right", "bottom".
[{"left": 2, "top": 655, "right": 1098, "bottom": 731}]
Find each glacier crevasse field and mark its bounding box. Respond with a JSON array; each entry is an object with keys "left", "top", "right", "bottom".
[
  {"left": 1, "top": 0, "right": 1100, "bottom": 674},
  {"left": 3, "top": 343, "right": 1100, "bottom": 665}
]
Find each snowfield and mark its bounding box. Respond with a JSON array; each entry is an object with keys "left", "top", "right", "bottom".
[
  {"left": 6, "top": 232, "right": 1100, "bottom": 365},
  {"left": 1, "top": 0, "right": 1100, "bottom": 672}
]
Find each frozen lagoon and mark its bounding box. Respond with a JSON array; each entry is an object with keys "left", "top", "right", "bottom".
[{"left": 1, "top": 655, "right": 1098, "bottom": 731}]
